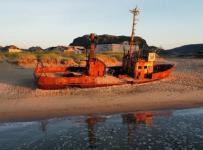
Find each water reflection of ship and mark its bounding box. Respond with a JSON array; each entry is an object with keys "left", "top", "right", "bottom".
[
  {"left": 86, "top": 116, "right": 106, "bottom": 149},
  {"left": 122, "top": 111, "right": 172, "bottom": 148},
  {"left": 39, "top": 120, "right": 48, "bottom": 133},
  {"left": 122, "top": 112, "right": 153, "bottom": 126},
  {"left": 122, "top": 112, "right": 153, "bottom": 148},
  {"left": 122, "top": 111, "right": 172, "bottom": 126}
]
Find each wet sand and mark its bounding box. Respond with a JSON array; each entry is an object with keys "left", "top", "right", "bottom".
[{"left": 0, "top": 58, "right": 203, "bottom": 122}]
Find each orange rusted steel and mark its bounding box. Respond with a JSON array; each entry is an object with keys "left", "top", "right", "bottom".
[
  {"left": 133, "top": 64, "right": 174, "bottom": 84},
  {"left": 88, "top": 59, "right": 105, "bottom": 77},
  {"left": 34, "top": 33, "right": 123, "bottom": 89},
  {"left": 35, "top": 73, "right": 123, "bottom": 89},
  {"left": 34, "top": 66, "right": 67, "bottom": 79},
  {"left": 134, "top": 59, "right": 146, "bottom": 80},
  {"left": 35, "top": 66, "right": 67, "bottom": 74},
  {"left": 34, "top": 62, "right": 174, "bottom": 89},
  {"left": 34, "top": 33, "right": 109, "bottom": 89},
  {"left": 87, "top": 33, "right": 106, "bottom": 77},
  {"left": 37, "top": 75, "right": 95, "bottom": 89},
  {"left": 34, "top": 64, "right": 174, "bottom": 90},
  {"left": 89, "top": 33, "right": 96, "bottom": 59},
  {"left": 152, "top": 64, "right": 174, "bottom": 80}
]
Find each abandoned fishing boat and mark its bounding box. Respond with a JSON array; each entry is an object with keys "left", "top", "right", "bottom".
[
  {"left": 34, "top": 7, "right": 174, "bottom": 89},
  {"left": 116, "top": 7, "right": 174, "bottom": 84},
  {"left": 34, "top": 33, "right": 125, "bottom": 89}
]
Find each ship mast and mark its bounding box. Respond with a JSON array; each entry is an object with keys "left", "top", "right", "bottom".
[
  {"left": 123, "top": 7, "right": 140, "bottom": 73},
  {"left": 129, "top": 7, "right": 140, "bottom": 58}
]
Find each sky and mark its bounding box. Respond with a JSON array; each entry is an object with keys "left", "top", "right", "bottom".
[{"left": 0, "top": 0, "right": 203, "bottom": 49}]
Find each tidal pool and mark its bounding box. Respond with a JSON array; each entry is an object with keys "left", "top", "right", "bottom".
[{"left": 1, "top": 108, "right": 203, "bottom": 150}]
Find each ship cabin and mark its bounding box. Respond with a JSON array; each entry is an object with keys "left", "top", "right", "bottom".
[{"left": 134, "top": 53, "right": 155, "bottom": 80}]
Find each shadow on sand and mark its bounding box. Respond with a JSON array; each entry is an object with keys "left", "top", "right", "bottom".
[{"left": 0, "top": 61, "right": 36, "bottom": 89}]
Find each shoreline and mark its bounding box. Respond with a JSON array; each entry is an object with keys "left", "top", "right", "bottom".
[
  {"left": 0, "top": 58, "right": 203, "bottom": 123},
  {"left": 0, "top": 90, "right": 202, "bottom": 123}
]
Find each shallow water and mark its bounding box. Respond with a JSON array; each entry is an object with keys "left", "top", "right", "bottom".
[{"left": 1, "top": 108, "right": 203, "bottom": 150}]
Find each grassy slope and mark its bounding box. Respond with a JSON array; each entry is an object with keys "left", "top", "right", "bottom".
[{"left": 0, "top": 50, "right": 123, "bottom": 67}]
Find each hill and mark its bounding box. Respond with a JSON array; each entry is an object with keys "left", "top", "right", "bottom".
[
  {"left": 70, "top": 34, "right": 149, "bottom": 49},
  {"left": 159, "top": 44, "right": 203, "bottom": 58}
]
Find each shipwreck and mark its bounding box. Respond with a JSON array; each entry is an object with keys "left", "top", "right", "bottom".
[{"left": 34, "top": 7, "right": 174, "bottom": 89}]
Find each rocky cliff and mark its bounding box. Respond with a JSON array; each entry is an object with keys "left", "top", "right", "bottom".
[{"left": 70, "top": 34, "right": 149, "bottom": 49}]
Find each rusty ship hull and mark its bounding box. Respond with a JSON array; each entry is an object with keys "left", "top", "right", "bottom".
[{"left": 34, "top": 64, "right": 174, "bottom": 90}]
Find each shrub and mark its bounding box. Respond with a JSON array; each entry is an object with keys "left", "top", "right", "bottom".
[
  {"left": 101, "top": 51, "right": 124, "bottom": 61},
  {"left": 17, "top": 53, "right": 37, "bottom": 65},
  {"left": 4, "top": 52, "right": 21, "bottom": 59},
  {"left": 109, "top": 52, "right": 123, "bottom": 61},
  {"left": 31, "top": 51, "right": 45, "bottom": 60},
  {"left": 40, "top": 53, "right": 61, "bottom": 65},
  {"left": 61, "top": 58, "right": 78, "bottom": 66},
  {"left": 0, "top": 52, "right": 4, "bottom": 62},
  {"left": 96, "top": 54, "right": 121, "bottom": 67},
  {"left": 62, "top": 51, "right": 75, "bottom": 57},
  {"left": 62, "top": 52, "right": 86, "bottom": 63}
]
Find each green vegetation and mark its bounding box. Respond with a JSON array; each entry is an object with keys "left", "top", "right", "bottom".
[
  {"left": 0, "top": 49, "right": 123, "bottom": 66},
  {"left": 0, "top": 52, "right": 4, "bottom": 62},
  {"left": 62, "top": 52, "right": 86, "bottom": 63},
  {"left": 100, "top": 51, "right": 123, "bottom": 61},
  {"left": 4, "top": 52, "right": 21, "bottom": 59},
  {"left": 17, "top": 53, "right": 37, "bottom": 65},
  {"left": 31, "top": 50, "right": 60, "bottom": 60},
  {"left": 40, "top": 53, "right": 61, "bottom": 64}
]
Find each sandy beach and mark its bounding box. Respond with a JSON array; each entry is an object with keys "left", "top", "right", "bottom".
[{"left": 0, "top": 58, "right": 203, "bottom": 122}]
